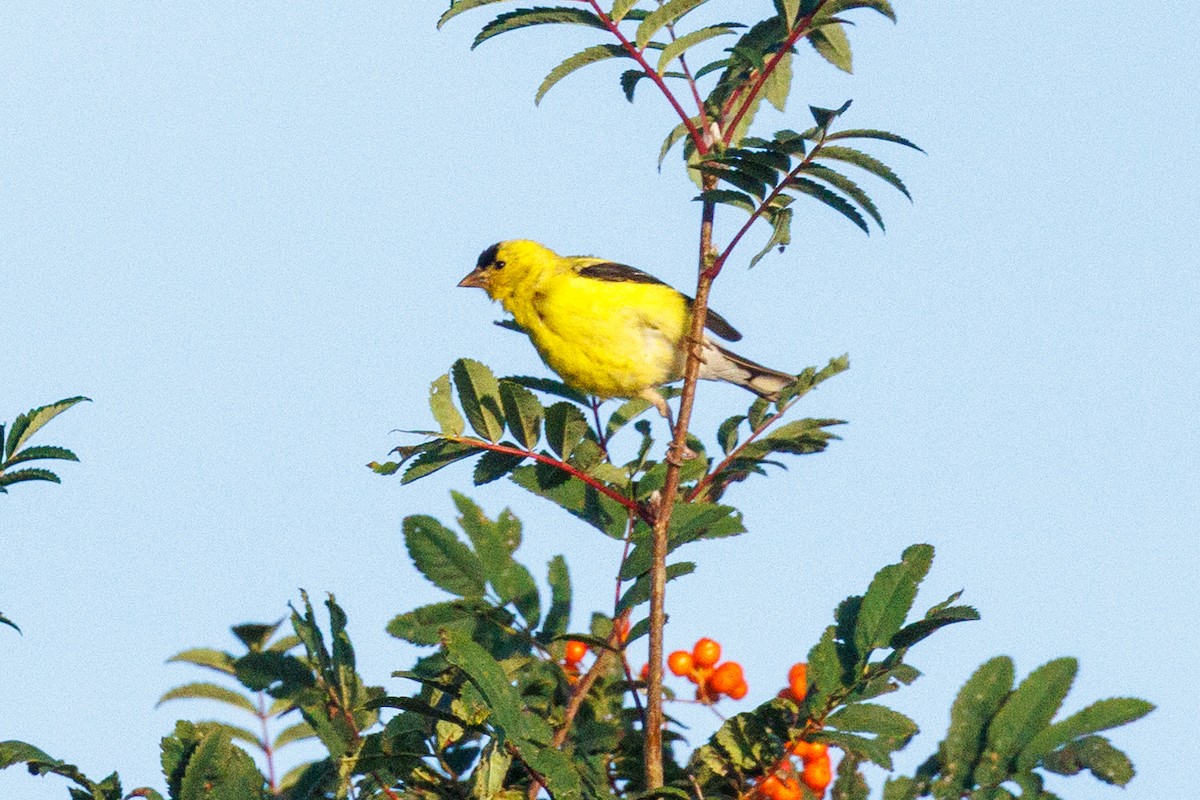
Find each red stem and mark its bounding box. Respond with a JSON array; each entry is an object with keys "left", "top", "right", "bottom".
[
  {"left": 448, "top": 436, "right": 647, "bottom": 523},
  {"left": 722, "top": 2, "right": 829, "bottom": 146},
  {"left": 584, "top": 0, "right": 708, "bottom": 154}
]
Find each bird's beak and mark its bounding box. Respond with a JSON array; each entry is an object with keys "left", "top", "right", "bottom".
[{"left": 458, "top": 269, "right": 487, "bottom": 289}]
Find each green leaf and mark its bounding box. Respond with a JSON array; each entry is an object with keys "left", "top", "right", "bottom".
[
  {"left": 853, "top": 544, "right": 933, "bottom": 655},
  {"left": 0, "top": 467, "right": 61, "bottom": 487},
  {"left": 387, "top": 599, "right": 496, "bottom": 645},
  {"left": 1041, "top": 735, "right": 1134, "bottom": 786},
  {"left": 4, "top": 396, "right": 89, "bottom": 463},
  {"left": 404, "top": 515, "right": 486, "bottom": 597},
  {"left": 473, "top": 7, "right": 607, "bottom": 48},
  {"left": 1017, "top": 697, "right": 1154, "bottom": 772},
  {"left": 808, "top": 22, "right": 853, "bottom": 72},
  {"left": 816, "top": 145, "right": 911, "bottom": 199},
  {"left": 933, "top": 656, "right": 1015, "bottom": 798},
  {"left": 442, "top": 628, "right": 553, "bottom": 743},
  {"left": 800, "top": 163, "right": 884, "bottom": 230},
  {"left": 717, "top": 415, "right": 745, "bottom": 454},
  {"left": 974, "top": 658, "right": 1078, "bottom": 787},
  {"left": 165, "top": 648, "right": 236, "bottom": 675},
  {"left": 656, "top": 25, "right": 737, "bottom": 74},
  {"left": 659, "top": 118, "right": 695, "bottom": 168},
  {"left": 536, "top": 44, "right": 629, "bottom": 105},
  {"left": 175, "top": 725, "right": 266, "bottom": 800},
  {"left": 889, "top": 604, "right": 979, "bottom": 651},
  {"left": 748, "top": 206, "right": 793, "bottom": 267},
  {"left": 3, "top": 445, "right": 79, "bottom": 467},
  {"left": 0, "top": 740, "right": 57, "bottom": 769},
  {"left": 810, "top": 99, "right": 853, "bottom": 130},
  {"left": 498, "top": 380, "right": 543, "bottom": 448},
  {"left": 272, "top": 721, "right": 317, "bottom": 750},
  {"left": 508, "top": 375, "right": 589, "bottom": 405},
  {"left": 0, "top": 612, "right": 20, "bottom": 634},
  {"left": 610, "top": 0, "right": 640, "bottom": 24},
  {"left": 452, "top": 359, "right": 506, "bottom": 442},
  {"left": 823, "top": 0, "right": 896, "bottom": 23},
  {"left": 474, "top": 449, "right": 527, "bottom": 485},
  {"left": 401, "top": 439, "right": 479, "bottom": 484},
  {"left": 439, "top": 0, "right": 516, "bottom": 29},
  {"left": 543, "top": 401, "right": 591, "bottom": 461},
  {"left": 826, "top": 127, "right": 923, "bottom": 152},
  {"left": 509, "top": 464, "right": 629, "bottom": 538},
  {"left": 635, "top": 0, "right": 707, "bottom": 49},
  {"left": 762, "top": 51, "right": 792, "bottom": 111},
  {"left": 619, "top": 69, "right": 647, "bottom": 101},
  {"left": 617, "top": 562, "right": 695, "bottom": 612},
  {"left": 156, "top": 682, "right": 257, "bottom": 714},
  {"left": 698, "top": 189, "right": 756, "bottom": 215},
  {"left": 787, "top": 176, "right": 868, "bottom": 234},
  {"left": 827, "top": 703, "right": 918, "bottom": 739},
  {"left": 819, "top": 730, "right": 896, "bottom": 769},
  {"left": 807, "top": 626, "right": 843, "bottom": 705},
  {"left": 539, "top": 555, "right": 572, "bottom": 642},
  {"left": 429, "top": 374, "right": 465, "bottom": 437}
]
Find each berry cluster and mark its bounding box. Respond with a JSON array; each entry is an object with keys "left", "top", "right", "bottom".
[
  {"left": 756, "top": 663, "right": 833, "bottom": 799},
  {"left": 667, "top": 637, "right": 748, "bottom": 703}
]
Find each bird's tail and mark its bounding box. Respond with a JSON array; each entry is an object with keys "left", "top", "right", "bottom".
[{"left": 698, "top": 341, "right": 796, "bottom": 401}]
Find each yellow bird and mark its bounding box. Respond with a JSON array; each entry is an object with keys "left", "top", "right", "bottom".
[{"left": 457, "top": 240, "right": 795, "bottom": 419}]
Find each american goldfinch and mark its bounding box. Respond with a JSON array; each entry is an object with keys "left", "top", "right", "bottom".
[{"left": 458, "top": 240, "right": 795, "bottom": 418}]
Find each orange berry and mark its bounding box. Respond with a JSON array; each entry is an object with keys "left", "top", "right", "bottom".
[
  {"left": 727, "top": 679, "right": 749, "bottom": 700},
  {"left": 802, "top": 755, "right": 832, "bottom": 795},
  {"left": 788, "top": 662, "right": 808, "bottom": 701},
  {"left": 788, "top": 739, "right": 819, "bottom": 760},
  {"left": 639, "top": 663, "right": 650, "bottom": 682},
  {"left": 692, "top": 637, "right": 721, "bottom": 669},
  {"left": 667, "top": 650, "right": 694, "bottom": 677},
  {"left": 709, "top": 661, "right": 745, "bottom": 695},
  {"left": 758, "top": 775, "right": 783, "bottom": 800},
  {"left": 776, "top": 777, "right": 802, "bottom": 800},
  {"left": 564, "top": 640, "right": 588, "bottom": 664}
]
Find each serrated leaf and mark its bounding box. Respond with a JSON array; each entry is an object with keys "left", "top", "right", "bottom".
[
  {"left": 974, "top": 658, "right": 1078, "bottom": 787},
  {"left": 656, "top": 25, "right": 737, "bottom": 74},
  {"left": 826, "top": 127, "right": 924, "bottom": 152},
  {"left": 166, "top": 648, "right": 237, "bottom": 676},
  {"left": 852, "top": 544, "right": 933, "bottom": 656},
  {"left": 1017, "top": 698, "right": 1154, "bottom": 773},
  {"left": 1041, "top": 735, "right": 1134, "bottom": 786},
  {"left": 788, "top": 176, "right": 868, "bottom": 233},
  {"left": 800, "top": 163, "right": 884, "bottom": 229},
  {"left": 156, "top": 682, "right": 258, "bottom": 714},
  {"left": 439, "top": 0, "right": 515, "bottom": 29},
  {"left": 473, "top": 7, "right": 607, "bottom": 49},
  {"left": 0, "top": 468, "right": 61, "bottom": 487},
  {"left": 619, "top": 69, "right": 647, "bottom": 102},
  {"left": 816, "top": 145, "right": 911, "bottom": 198},
  {"left": 474, "top": 449, "right": 526, "bottom": 485},
  {"left": 3, "top": 445, "right": 79, "bottom": 467},
  {"left": 933, "top": 656, "right": 1015, "bottom": 798},
  {"left": 508, "top": 375, "right": 590, "bottom": 404},
  {"left": 819, "top": 730, "right": 896, "bottom": 769},
  {"left": 889, "top": 605, "right": 979, "bottom": 651},
  {"left": 4, "top": 396, "right": 89, "bottom": 462},
  {"left": 272, "top": 721, "right": 317, "bottom": 750},
  {"left": 807, "top": 626, "right": 843, "bottom": 704},
  {"left": 659, "top": 118, "right": 695, "bottom": 168},
  {"left": 748, "top": 206, "right": 792, "bottom": 267},
  {"left": 401, "top": 439, "right": 479, "bottom": 484},
  {"left": 823, "top": 0, "right": 896, "bottom": 23},
  {"left": 610, "top": 0, "right": 640, "bottom": 23},
  {"left": 430, "top": 374, "right": 465, "bottom": 437},
  {"left": 828, "top": 703, "right": 918, "bottom": 739},
  {"left": 442, "top": 628, "right": 553, "bottom": 743},
  {"left": 387, "top": 599, "right": 495, "bottom": 645},
  {"left": 763, "top": 51, "right": 792, "bottom": 111},
  {"left": 536, "top": 44, "right": 629, "bottom": 105},
  {"left": 810, "top": 99, "right": 852, "bottom": 130},
  {"left": 717, "top": 415, "right": 745, "bottom": 454},
  {"left": 635, "top": 0, "right": 706, "bottom": 49},
  {"left": 544, "top": 402, "right": 590, "bottom": 460},
  {"left": 808, "top": 22, "right": 853, "bottom": 72},
  {"left": 538, "top": 555, "right": 571, "bottom": 643},
  {"left": 452, "top": 359, "right": 505, "bottom": 442},
  {"left": 404, "top": 515, "right": 486, "bottom": 598}
]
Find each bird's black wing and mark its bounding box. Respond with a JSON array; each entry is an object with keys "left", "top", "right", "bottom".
[{"left": 577, "top": 261, "right": 743, "bottom": 342}]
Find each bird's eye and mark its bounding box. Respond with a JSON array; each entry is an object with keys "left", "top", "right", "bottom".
[{"left": 494, "top": 260, "right": 506, "bottom": 270}]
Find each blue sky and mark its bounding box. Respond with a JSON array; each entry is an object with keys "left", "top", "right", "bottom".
[{"left": 3, "top": 2, "right": 1197, "bottom": 798}]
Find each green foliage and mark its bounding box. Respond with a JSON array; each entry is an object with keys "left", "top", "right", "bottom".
[
  {"left": 0, "top": 396, "right": 89, "bottom": 493},
  {"left": 158, "top": 620, "right": 316, "bottom": 794}
]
